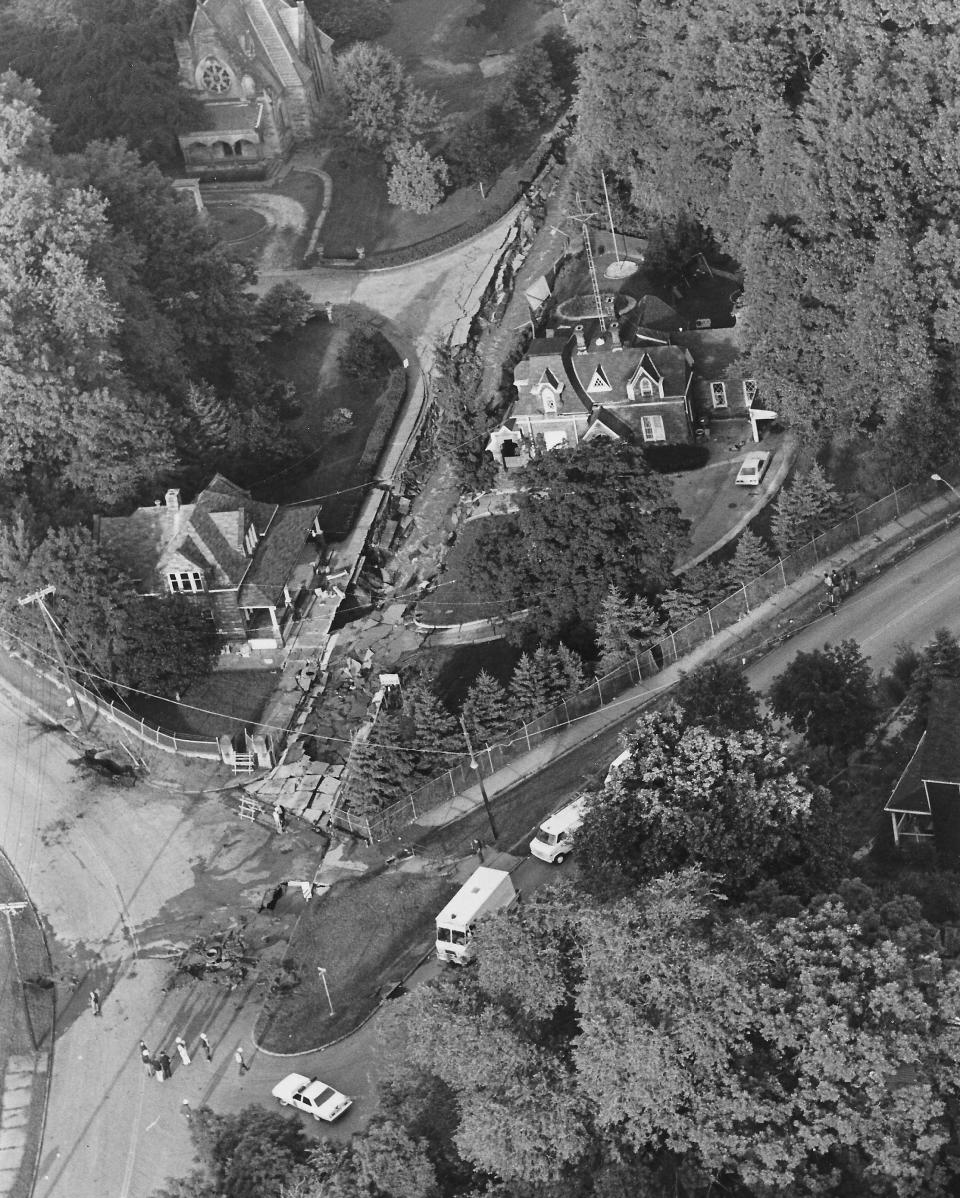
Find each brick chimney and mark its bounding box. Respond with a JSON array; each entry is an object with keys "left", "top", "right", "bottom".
[
  {"left": 574, "top": 324, "right": 587, "bottom": 354},
  {"left": 610, "top": 321, "right": 622, "bottom": 350},
  {"left": 165, "top": 488, "right": 181, "bottom": 511}
]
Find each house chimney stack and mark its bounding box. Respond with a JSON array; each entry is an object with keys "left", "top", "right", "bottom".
[
  {"left": 610, "top": 321, "right": 622, "bottom": 350},
  {"left": 574, "top": 324, "right": 587, "bottom": 354},
  {"left": 165, "top": 488, "right": 181, "bottom": 511}
]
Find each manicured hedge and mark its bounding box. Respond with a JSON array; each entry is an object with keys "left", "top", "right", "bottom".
[{"left": 644, "top": 443, "right": 710, "bottom": 472}]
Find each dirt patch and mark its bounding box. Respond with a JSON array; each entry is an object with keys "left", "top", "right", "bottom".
[
  {"left": 255, "top": 867, "right": 456, "bottom": 1051},
  {"left": 416, "top": 515, "right": 514, "bottom": 625}
]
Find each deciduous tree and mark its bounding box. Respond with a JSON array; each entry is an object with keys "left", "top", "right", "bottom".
[
  {"left": 576, "top": 707, "right": 813, "bottom": 898},
  {"left": 463, "top": 442, "right": 686, "bottom": 644},
  {"left": 334, "top": 45, "right": 440, "bottom": 156},
  {"left": 769, "top": 639, "right": 880, "bottom": 759},
  {"left": 673, "top": 660, "right": 761, "bottom": 735},
  {"left": 387, "top": 142, "right": 449, "bottom": 214}
]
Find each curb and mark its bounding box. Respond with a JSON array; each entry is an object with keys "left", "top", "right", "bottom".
[{"left": 251, "top": 942, "right": 436, "bottom": 1058}]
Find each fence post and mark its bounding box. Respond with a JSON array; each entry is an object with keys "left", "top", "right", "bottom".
[
  {"left": 811, "top": 536, "right": 819, "bottom": 563},
  {"left": 670, "top": 631, "right": 677, "bottom": 662},
  {"left": 562, "top": 697, "right": 570, "bottom": 726},
  {"left": 448, "top": 771, "right": 457, "bottom": 798},
  {"left": 855, "top": 510, "right": 861, "bottom": 538},
  {"left": 707, "top": 609, "right": 715, "bottom": 637},
  {"left": 779, "top": 558, "right": 787, "bottom": 589},
  {"left": 410, "top": 794, "right": 417, "bottom": 820},
  {"left": 595, "top": 677, "right": 603, "bottom": 705},
  {"left": 524, "top": 721, "right": 531, "bottom": 751},
  {"left": 894, "top": 487, "right": 901, "bottom": 518},
  {"left": 173, "top": 733, "right": 177, "bottom": 751},
  {"left": 741, "top": 582, "right": 750, "bottom": 613}
]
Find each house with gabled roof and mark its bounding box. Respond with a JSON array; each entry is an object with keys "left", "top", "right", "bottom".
[
  {"left": 486, "top": 318, "right": 695, "bottom": 470},
  {"left": 95, "top": 474, "right": 324, "bottom": 650},
  {"left": 175, "top": 0, "right": 333, "bottom": 176},
  {"left": 885, "top": 679, "right": 960, "bottom": 852}
]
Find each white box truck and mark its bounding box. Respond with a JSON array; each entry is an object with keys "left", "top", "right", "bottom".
[
  {"left": 529, "top": 793, "right": 591, "bottom": 864},
  {"left": 435, "top": 866, "right": 518, "bottom": 965}
]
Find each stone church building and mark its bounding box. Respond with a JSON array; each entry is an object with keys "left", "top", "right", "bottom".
[{"left": 175, "top": 0, "right": 333, "bottom": 177}]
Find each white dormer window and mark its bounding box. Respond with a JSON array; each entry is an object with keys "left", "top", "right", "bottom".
[
  {"left": 587, "top": 365, "right": 612, "bottom": 393},
  {"left": 640, "top": 415, "right": 666, "bottom": 442},
  {"left": 743, "top": 379, "right": 758, "bottom": 406},
  {"left": 711, "top": 382, "right": 728, "bottom": 409},
  {"left": 168, "top": 570, "right": 204, "bottom": 594},
  {"left": 244, "top": 524, "right": 260, "bottom": 555},
  {"left": 639, "top": 376, "right": 654, "bottom": 396},
  {"left": 540, "top": 385, "right": 558, "bottom": 413}
]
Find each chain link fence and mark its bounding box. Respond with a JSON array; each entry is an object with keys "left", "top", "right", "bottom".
[{"left": 333, "top": 481, "right": 937, "bottom": 842}]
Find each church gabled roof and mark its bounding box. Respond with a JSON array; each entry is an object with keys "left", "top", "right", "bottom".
[{"left": 190, "top": 0, "right": 313, "bottom": 93}]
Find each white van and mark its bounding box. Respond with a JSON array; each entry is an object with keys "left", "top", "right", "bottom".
[{"left": 530, "top": 794, "right": 590, "bottom": 864}]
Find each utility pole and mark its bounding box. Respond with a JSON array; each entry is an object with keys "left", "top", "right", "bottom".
[
  {"left": 18, "top": 585, "right": 88, "bottom": 731},
  {"left": 459, "top": 716, "right": 499, "bottom": 841}
]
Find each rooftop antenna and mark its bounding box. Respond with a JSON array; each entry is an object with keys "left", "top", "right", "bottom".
[
  {"left": 568, "top": 192, "right": 607, "bottom": 332},
  {"left": 600, "top": 170, "right": 638, "bottom": 279}
]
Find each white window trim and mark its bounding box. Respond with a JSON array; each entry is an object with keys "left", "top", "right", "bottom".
[
  {"left": 711, "top": 381, "right": 728, "bottom": 409},
  {"left": 168, "top": 570, "right": 205, "bottom": 594},
  {"left": 639, "top": 377, "right": 654, "bottom": 396},
  {"left": 743, "top": 379, "right": 758, "bottom": 406},
  {"left": 640, "top": 415, "right": 666, "bottom": 443}
]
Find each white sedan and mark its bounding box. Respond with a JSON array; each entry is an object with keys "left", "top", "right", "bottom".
[
  {"left": 272, "top": 1072, "right": 353, "bottom": 1121},
  {"left": 736, "top": 450, "right": 772, "bottom": 486}
]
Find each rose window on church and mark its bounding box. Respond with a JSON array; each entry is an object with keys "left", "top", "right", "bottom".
[{"left": 201, "top": 59, "right": 231, "bottom": 93}]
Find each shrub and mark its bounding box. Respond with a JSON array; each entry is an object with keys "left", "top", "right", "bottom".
[{"left": 643, "top": 443, "right": 710, "bottom": 472}]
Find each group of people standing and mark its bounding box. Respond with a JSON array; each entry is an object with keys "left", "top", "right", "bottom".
[
  {"left": 138, "top": 1033, "right": 215, "bottom": 1082},
  {"left": 822, "top": 566, "right": 858, "bottom": 613}
]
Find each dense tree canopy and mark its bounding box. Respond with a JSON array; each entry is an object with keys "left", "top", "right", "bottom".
[
  {"left": 0, "top": 0, "right": 200, "bottom": 168},
  {"left": 570, "top": 0, "right": 960, "bottom": 465},
  {"left": 576, "top": 707, "right": 814, "bottom": 898},
  {"left": 463, "top": 442, "right": 687, "bottom": 644},
  {"left": 382, "top": 872, "right": 960, "bottom": 1198},
  {"left": 770, "top": 639, "right": 880, "bottom": 759}
]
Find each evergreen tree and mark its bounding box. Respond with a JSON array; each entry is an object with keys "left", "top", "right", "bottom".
[
  {"left": 680, "top": 562, "right": 731, "bottom": 609},
  {"left": 554, "top": 643, "right": 586, "bottom": 698},
  {"left": 183, "top": 382, "right": 230, "bottom": 457},
  {"left": 461, "top": 670, "right": 512, "bottom": 746},
  {"left": 507, "top": 652, "right": 543, "bottom": 724},
  {"left": 405, "top": 681, "right": 460, "bottom": 778},
  {"left": 727, "top": 528, "right": 776, "bottom": 584},
  {"left": 660, "top": 587, "right": 705, "bottom": 631},
  {"left": 595, "top": 584, "right": 633, "bottom": 671},
  {"left": 532, "top": 644, "right": 565, "bottom": 710},
  {"left": 905, "top": 629, "right": 960, "bottom": 727},
  {"left": 771, "top": 463, "right": 841, "bottom": 556}
]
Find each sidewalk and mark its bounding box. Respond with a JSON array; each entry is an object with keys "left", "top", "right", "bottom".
[{"left": 414, "top": 491, "right": 960, "bottom": 828}]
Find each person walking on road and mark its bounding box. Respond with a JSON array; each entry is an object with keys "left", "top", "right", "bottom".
[
  {"left": 139, "top": 1041, "right": 153, "bottom": 1078},
  {"left": 199, "top": 1032, "right": 212, "bottom": 1062},
  {"left": 273, "top": 804, "right": 286, "bottom": 834},
  {"left": 158, "top": 1050, "right": 172, "bottom": 1080},
  {"left": 89, "top": 988, "right": 101, "bottom": 1017},
  {"left": 175, "top": 1036, "right": 192, "bottom": 1066},
  {"left": 235, "top": 1045, "right": 248, "bottom": 1076}
]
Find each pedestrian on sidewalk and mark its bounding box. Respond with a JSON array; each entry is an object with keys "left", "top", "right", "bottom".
[
  {"left": 158, "top": 1050, "right": 172, "bottom": 1080},
  {"left": 235, "top": 1046, "right": 248, "bottom": 1076},
  {"left": 181, "top": 1100, "right": 192, "bottom": 1124},
  {"left": 175, "top": 1036, "right": 192, "bottom": 1066},
  {"left": 199, "top": 1032, "right": 212, "bottom": 1062},
  {"left": 139, "top": 1041, "right": 153, "bottom": 1078},
  {"left": 154, "top": 1057, "right": 165, "bottom": 1083},
  {"left": 89, "top": 988, "right": 101, "bottom": 1017},
  {"left": 273, "top": 804, "right": 286, "bottom": 834},
  {"left": 471, "top": 838, "right": 484, "bottom": 862}
]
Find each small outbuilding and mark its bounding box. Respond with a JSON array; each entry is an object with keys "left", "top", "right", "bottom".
[{"left": 884, "top": 679, "right": 960, "bottom": 852}]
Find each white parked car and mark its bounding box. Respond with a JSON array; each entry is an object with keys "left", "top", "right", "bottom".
[
  {"left": 736, "top": 451, "right": 772, "bottom": 486},
  {"left": 272, "top": 1073, "right": 352, "bottom": 1121}
]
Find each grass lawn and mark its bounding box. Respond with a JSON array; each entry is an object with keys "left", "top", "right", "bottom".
[
  {"left": 416, "top": 516, "right": 514, "bottom": 625},
  {"left": 258, "top": 316, "right": 403, "bottom": 537},
  {"left": 255, "top": 869, "right": 455, "bottom": 1051},
  {"left": 130, "top": 668, "right": 279, "bottom": 740},
  {"left": 205, "top": 203, "right": 267, "bottom": 242}
]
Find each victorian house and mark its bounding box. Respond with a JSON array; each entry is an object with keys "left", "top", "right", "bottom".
[
  {"left": 95, "top": 475, "right": 324, "bottom": 650},
  {"left": 486, "top": 320, "right": 695, "bottom": 471},
  {"left": 175, "top": 0, "right": 333, "bottom": 176}
]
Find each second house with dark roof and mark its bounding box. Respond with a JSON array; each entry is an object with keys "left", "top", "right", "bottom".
[{"left": 95, "top": 474, "right": 324, "bottom": 651}]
